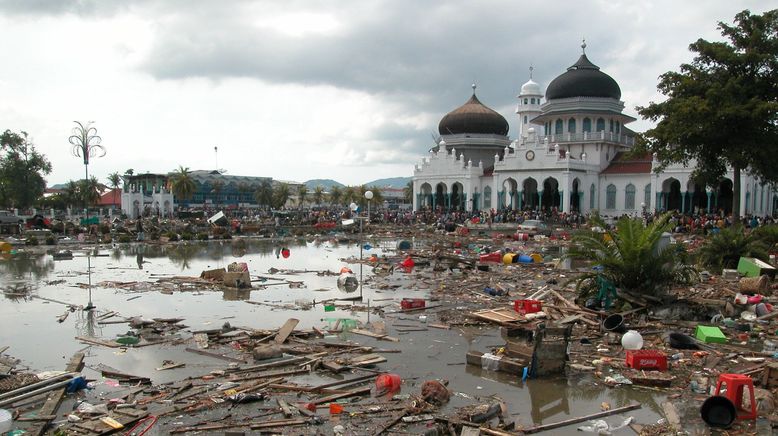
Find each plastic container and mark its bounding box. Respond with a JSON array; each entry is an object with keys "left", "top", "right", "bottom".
[
  {"left": 625, "top": 349, "right": 667, "bottom": 371},
  {"left": 479, "top": 252, "right": 502, "bottom": 263},
  {"left": 401, "top": 298, "right": 425, "bottom": 310},
  {"left": 517, "top": 254, "right": 533, "bottom": 263},
  {"left": 0, "top": 408, "right": 11, "bottom": 433},
  {"left": 513, "top": 299, "right": 542, "bottom": 314},
  {"left": 621, "top": 330, "right": 644, "bottom": 350},
  {"left": 375, "top": 373, "right": 402, "bottom": 395},
  {"left": 329, "top": 403, "right": 344, "bottom": 414},
  {"left": 502, "top": 253, "right": 516, "bottom": 265},
  {"left": 700, "top": 396, "right": 736, "bottom": 428}
]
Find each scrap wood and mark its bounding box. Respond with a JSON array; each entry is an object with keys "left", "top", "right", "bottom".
[
  {"left": 375, "top": 408, "right": 410, "bottom": 435},
  {"left": 75, "top": 336, "right": 122, "bottom": 348},
  {"left": 661, "top": 401, "right": 681, "bottom": 429},
  {"left": 184, "top": 347, "right": 246, "bottom": 363},
  {"left": 469, "top": 308, "right": 521, "bottom": 325},
  {"left": 310, "top": 385, "right": 372, "bottom": 405},
  {"left": 27, "top": 352, "right": 84, "bottom": 436},
  {"left": 349, "top": 328, "right": 400, "bottom": 342},
  {"left": 250, "top": 418, "right": 313, "bottom": 430},
  {"left": 521, "top": 402, "right": 641, "bottom": 433},
  {"left": 274, "top": 318, "right": 300, "bottom": 344}
]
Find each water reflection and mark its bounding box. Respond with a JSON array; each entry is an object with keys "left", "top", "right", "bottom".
[
  {"left": 222, "top": 287, "right": 251, "bottom": 301},
  {"left": 0, "top": 252, "right": 55, "bottom": 280},
  {"left": 75, "top": 309, "right": 101, "bottom": 338},
  {"left": 527, "top": 379, "right": 570, "bottom": 424}
]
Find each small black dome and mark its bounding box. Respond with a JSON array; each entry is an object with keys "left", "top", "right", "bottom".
[
  {"left": 545, "top": 54, "right": 621, "bottom": 100},
  {"left": 438, "top": 94, "right": 509, "bottom": 136}
]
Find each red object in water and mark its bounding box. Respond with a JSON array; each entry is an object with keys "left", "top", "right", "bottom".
[
  {"left": 305, "top": 402, "right": 317, "bottom": 412},
  {"left": 329, "top": 403, "right": 344, "bottom": 415},
  {"left": 513, "top": 299, "right": 542, "bottom": 314},
  {"left": 281, "top": 248, "right": 290, "bottom": 258},
  {"left": 375, "top": 373, "right": 402, "bottom": 395},
  {"left": 400, "top": 257, "right": 414, "bottom": 268},
  {"left": 313, "top": 221, "right": 337, "bottom": 230},
  {"left": 625, "top": 349, "right": 668, "bottom": 371},
  {"left": 401, "top": 298, "right": 425, "bottom": 310},
  {"left": 715, "top": 373, "right": 757, "bottom": 420},
  {"left": 479, "top": 252, "right": 502, "bottom": 263}
]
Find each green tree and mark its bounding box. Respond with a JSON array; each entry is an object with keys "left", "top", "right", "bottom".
[
  {"left": 211, "top": 180, "right": 224, "bottom": 206},
  {"left": 297, "top": 185, "right": 308, "bottom": 208},
  {"left": 565, "top": 213, "right": 698, "bottom": 297},
  {"left": 0, "top": 130, "right": 52, "bottom": 209},
  {"left": 342, "top": 186, "right": 357, "bottom": 205},
  {"left": 79, "top": 176, "right": 102, "bottom": 207},
  {"left": 63, "top": 180, "right": 80, "bottom": 209},
  {"left": 313, "top": 185, "right": 325, "bottom": 206},
  {"left": 403, "top": 181, "right": 413, "bottom": 203},
  {"left": 124, "top": 168, "right": 134, "bottom": 177},
  {"left": 637, "top": 9, "right": 778, "bottom": 221},
  {"left": 107, "top": 172, "right": 122, "bottom": 207},
  {"left": 237, "top": 182, "right": 251, "bottom": 204},
  {"left": 169, "top": 166, "right": 197, "bottom": 204},
  {"left": 253, "top": 179, "right": 274, "bottom": 209},
  {"left": 329, "top": 185, "right": 343, "bottom": 205},
  {"left": 272, "top": 183, "right": 291, "bottom": 209}
]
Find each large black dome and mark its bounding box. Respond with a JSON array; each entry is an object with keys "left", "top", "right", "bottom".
[
  {"left": 438, "top": 94, "right": 509, "bottom": 136},
  {"left": 545, "top": 54, "right": 621, "bottom": 100}
]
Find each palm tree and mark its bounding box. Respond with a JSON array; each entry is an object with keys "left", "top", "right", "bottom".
[
  {"left": 169, "top": 166, "right": 197, "bottom": 204},
  {"left": 254, "top": 179, "right": 273, "bottom": 209},
  {"left": 366, "top": 185, "right": 384, "bottom": 206},
  {"left": 342, "top": 186, "right": 357, "bottom": 205},
  {"left": 79, "top": 176, "right": 102, "bottom": 207},
  {"left": 272, "top": 183, "right": 291, "bottom": 209},
  {"left": 329, "top": 185, "right": 343, "bottom": 206},
  {"left": 403, "top": 181, "right": 413, "bottom": 203},
  {"left": 107, "top": 172, "right": 122, "bottom": 209},
  {"left": 313, "top": 185, "right": 325, "bottom": 206},
  {"left": 63, "top": 180, "right": 79, "bottom": 210},
  {"left": 565, "top": 212, "right": 697, "bottom": 297},
  {"left": 212, "top": 180, "right": 224, "bottom": 207},
  {"left": 237, "top": 182, "right": 251, "bottom": 205},
  {"left": 124, "top": 168, "right": 134, "bottom": 177},
  {"left": 698, "top": 225, "right": 769, "bottom": 273},
  {"left": 297, "top": 185, "right": 308, "bottom": 208}
]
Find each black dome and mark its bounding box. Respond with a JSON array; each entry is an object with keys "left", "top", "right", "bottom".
[
  {"left": 545, "top": 54, "right": 621, "bottom": 100},
  {"left": 438, "top": 94, "right": 509, "bottom": 136}
]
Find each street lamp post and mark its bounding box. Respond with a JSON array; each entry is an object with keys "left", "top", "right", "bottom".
[{"left": 69, "top": 121, "right": 105, "bottom": 312}]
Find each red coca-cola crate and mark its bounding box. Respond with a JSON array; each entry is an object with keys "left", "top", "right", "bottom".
[
  {"left": 513, "top": 299, "right": 542, "bottom": 314},
  {"left": 401, "top": 298, "right": 426, "bottom": 310},
  {"left": 625, "top": 349, "right": 667, "bottom": 371}
]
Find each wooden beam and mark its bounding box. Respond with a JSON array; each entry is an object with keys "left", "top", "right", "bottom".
[
  {"left": 521, "top": 402, "right": 642, "bottom": 434},
  {"left": 28, "top": 352, "right": 84, "bottom": 436}
]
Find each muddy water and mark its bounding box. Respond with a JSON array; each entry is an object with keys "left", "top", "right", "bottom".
[{"left": 0, "top": 237, "right": 749, "bottom": 433}]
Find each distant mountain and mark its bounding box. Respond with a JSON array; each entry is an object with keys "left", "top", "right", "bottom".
[
  {"left": 304, "top": 179, "right": 345, "bottom": 190},
  {"left": 364, "top": 177, "right": 411, "bottom": 189}
]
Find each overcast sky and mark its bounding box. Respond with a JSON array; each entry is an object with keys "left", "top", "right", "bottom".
[{"left": 0, "top": 0, "right": 770, "bottom": 186}]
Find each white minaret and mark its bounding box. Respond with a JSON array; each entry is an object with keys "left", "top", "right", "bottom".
[{"left": 516, "top": 66, "right": 544, "bottom": 138}]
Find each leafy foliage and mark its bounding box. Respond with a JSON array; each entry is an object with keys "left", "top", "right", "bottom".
[
  {"left": 698, "top": 225, "right": 770, "bottom": 273},
  {"left": 312, "top": 185, "right": 325, "bottom": 205},
  {"left": 169, "top": 166, "right": 196, "bottom": 202},
  {"left": 329, "top": 185, "right": 342, "bottom": 205},
  {"left": 566, "top": 213, "right": 698, "bottom": 296},
  {"left": 636, "top": 9, "right": 778, "bottom": 218},
  {"left": 272, "top": 183, "right": 291, "bottom": 209},
  {"left": 0, "top": 130, "right": 52, "bottom": 208},
  {"left": 253, "top": 179, "right": 273, "bottom": 209}
]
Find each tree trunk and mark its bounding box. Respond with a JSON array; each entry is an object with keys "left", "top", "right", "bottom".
[{"left": 732, "top": 164, "right": 741, "bottom": 224}]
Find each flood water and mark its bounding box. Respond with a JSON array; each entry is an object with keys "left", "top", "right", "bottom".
[{"left": 0, "top": 237, "right": 756, "bottom": 434}]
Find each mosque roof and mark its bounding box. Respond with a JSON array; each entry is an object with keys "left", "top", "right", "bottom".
[
  {"left": 545, "top": 53, "right": 621, "bottom": 100},
  {"left": 438, "top": 89, "right": 509, "bottom": 136}
]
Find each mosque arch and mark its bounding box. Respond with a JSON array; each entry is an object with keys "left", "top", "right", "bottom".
[
  {"left": 606, "top": 184, "right": 616, "bottom": 209},
  {"left": 571, "top": 178, "right": 582, "bottom": 212},
  {"left": 660, "top": 178, "right": 682, "bottom": 211},
  {"left": 434, "top": 182, "right": 448, "bottom": 211},
  {"left": 522, "top": 178, "right": 539, "bottom": 210},
  {"left": 483, "top": 186, "right": 492, "bottom": 209},
  {"left": 451, "top": 182, "right": 465, "bottom": 210},
  {"left": 542, "top": 177, "right": 561, "bottom": 211},
  {"left": 503, "top": 178, "right": 519, "bottom": 210}
]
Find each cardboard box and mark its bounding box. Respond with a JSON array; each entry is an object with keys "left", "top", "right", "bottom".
[{"left": 223, "top": 271, "right": 251, "bottom": 288}]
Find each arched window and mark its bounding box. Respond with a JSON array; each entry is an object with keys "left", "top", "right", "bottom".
[
  {"left": 524, "top": 98, "right": 528, "bottom": 105},
  {"left": 625, "top": 184, "right": 636, "bottom": 210},
  {"left": 596, "top": 118, "right": 605, "bottom": 132},
  {"left": 567, "top": 118, "right": 576, "bottom": 133},
  {"left": 524, "top": 116, "right": 528, "bottom": 124},
  {"left": 606, "top": 184, "right": 617, "bottom": 209},
  {"left": 583, "top": 118, "right": 592, "bottom": 132},
  {"left": 483, "top": 186, "right": 492, "bottom": 209},
  {"left": 609, "top": 120, "right": 614, "bottom": 132},
  {"left": 616, "top": 121, "right": 621, "bottom": 134},
  {"left": 590, "top": 184, "right": 596, "bottom": 209},
  {"left": 644, "top": 184, "right": 651, "bottom": 208},
  {"left": 555, "top": 119, "right": 563, "bottom": 134},
  {"left": 530, "top": 98, "right": 535, "bottom": 104}
]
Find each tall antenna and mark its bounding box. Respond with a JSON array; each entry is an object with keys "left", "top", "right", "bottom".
[{"left": 214, "top": 146, "right": 218, "bottom": 170}]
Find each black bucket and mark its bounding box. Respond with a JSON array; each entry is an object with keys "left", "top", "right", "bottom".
[
  {"left": 602, "top": 314, "right": 626, "bottom": 333},
  {"left": 700, "top": 396, "right": 736, "bottom": 428},
  {"left": 668, "top": 332, "right": 700, "bottom": 350}
]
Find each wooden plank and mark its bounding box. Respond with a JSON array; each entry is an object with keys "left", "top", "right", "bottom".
[
  {"left": 522, "top": 402, "right": 642, "bottom": 434},
  {"left": 350, "top": 328, "right": 399, "bottom": 342},
  {"left": 185, "top": 347, "right": 247, "bottom": 363},
  {"left": 75, "top": 336, "right": 122, "bottom": 348},
  {"left": 274, "top": 318, "right": 300, "bottom": 344},
  {"left": 661, "top": 401, "right": 681, "bottom": 429},
  {"left": 28, "top": 352, "right": 84, "bottom": 436},
  {"left": 310, "top": 385, "right": 372, "bottom": 405}
]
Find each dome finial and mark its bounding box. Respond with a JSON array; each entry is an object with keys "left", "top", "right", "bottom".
[
  {"left": 581, "top": 38, "right": 587, "bottom": 54},
  {"left": 529, "top": 65, "right": 534, "bottom": 80},
  {"left": 471, "top": 82, "right": 477, "bottom": 95}
]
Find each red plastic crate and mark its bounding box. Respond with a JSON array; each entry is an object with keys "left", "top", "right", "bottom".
[
  {"left": 513, "top": 299, "right": 542, "bottom": 314},
  {"left": 401, "top": 298, "right": 425, "bottom": 310},
  {"left": 625, "top": 349, "right": 667, "bottom": 371}
]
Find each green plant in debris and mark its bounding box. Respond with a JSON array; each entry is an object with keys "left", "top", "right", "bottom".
[
  {"left": 698, "top": 224, "right": 769, "bottom": 273},
  {"left": 181, "top": 232, "right": 193, "bottom": 241},
  {"left": 753, "top": 224, "right": 778, "bottom": 249},
  {"left": 165, "top": 232, "right": 179, "bottom": 242},
  {"left": 25, "top": 236, "right": 38, "bottom": 246},
  {"left": 565, "top": 213, "right": 698, "bottom": 297},
  {"left": 197, "top": 232, "right": 209, "bottom": 241},
  {"left": 118, "top": 234, "right": 132, "bottom": 243}
]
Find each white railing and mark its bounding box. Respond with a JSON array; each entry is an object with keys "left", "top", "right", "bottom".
[{"left": 539, "top": 131, "right": 634, "bottom": 146}]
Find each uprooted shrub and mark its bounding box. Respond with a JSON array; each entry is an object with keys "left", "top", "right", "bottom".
[
  {"left": 565, "top": 212, "right": 698, "bottom": 298},
  {"left": 698, "top": 224, "right": 769, "bottom": 273}
]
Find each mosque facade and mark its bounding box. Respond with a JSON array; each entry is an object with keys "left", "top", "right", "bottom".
[{"left": 412, "top": 45, "right": 777, "bottom": 218}]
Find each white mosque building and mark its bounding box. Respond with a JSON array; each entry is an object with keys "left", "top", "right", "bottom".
[{"left": 412, "top": 44, "right": 777, "bottom": 218}]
